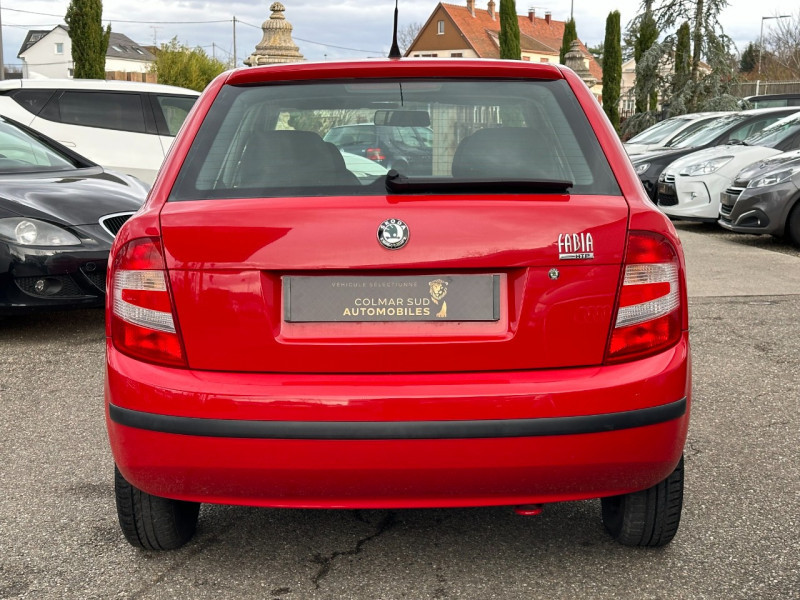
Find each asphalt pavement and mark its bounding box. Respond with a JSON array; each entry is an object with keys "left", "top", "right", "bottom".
[{"left": 1, "top": 224, "right": 798, "bottom": 600}]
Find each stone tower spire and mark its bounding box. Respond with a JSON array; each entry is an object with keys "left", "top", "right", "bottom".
[
  {"left": 564, "top": 39, "right": 596, "bottom": 89},
  {"left": 244, "top": 2, "right": 305, "bottom": 66}
]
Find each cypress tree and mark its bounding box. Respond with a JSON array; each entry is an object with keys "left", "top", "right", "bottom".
[
  {"left": 673, "top": 22, "right": 691, "bottom": 98},
  {"left": 65, "top": 0, "right": 111, "bottom": 79},
  {"left": 602, "top": 11, "right": 622, "bottom": 131},
  {"left": 634, "top": 4, "right": 659, "bottom": 113},
  {"left": 560, "top": 19, "right": 577, "bottom": 64},
  {"left": 499, "top": 0, "right": 521, "bottom": 60}
]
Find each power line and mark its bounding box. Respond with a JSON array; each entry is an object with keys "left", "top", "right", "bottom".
[
  {"left": 2, "top": 7, "right": 63, "bottom": 18},
  {"left": 293, "top": 36, "right": 384, "bottom": 55},
  {"left": 236, "top": 18, "right": 383, "bottom": 54},
  {"left": 4, "top": 8, "right": 385, "bottom": 57},
  {"left": 2, "top": 7, "right": 230, "bottom": 24}
]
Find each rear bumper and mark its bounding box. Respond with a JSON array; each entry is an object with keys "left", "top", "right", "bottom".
[{"left": 106, "top": 335, "right": 691, "bottom": 508}]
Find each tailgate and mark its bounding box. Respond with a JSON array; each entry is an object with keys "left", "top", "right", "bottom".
[{"left": 161, "top": 194, "right": 628, "bottom": 373}]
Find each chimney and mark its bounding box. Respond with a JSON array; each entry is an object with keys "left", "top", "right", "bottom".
[
  {"left": 528, "top": 8, "right": 535, "bottom": 22},
  {"left": 488, "top": 0, "right": 496, "bottom": 19},
  {"left": 467, "top": 0, "right": 475, "bottom": 17},
  {"left": 545, "top": 11, "right": 551, "bottom": 24}
]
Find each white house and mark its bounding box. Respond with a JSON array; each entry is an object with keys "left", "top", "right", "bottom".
[{"left": 17, "top": 26, "right": 154, "bottom": 79}]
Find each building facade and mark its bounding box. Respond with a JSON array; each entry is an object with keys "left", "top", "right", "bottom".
[
  {"left": 17, "top": 26, "right": 154, "bottom": 79},
  {"left": 406, "top": 1, "right": 603, "bottom": 101}
]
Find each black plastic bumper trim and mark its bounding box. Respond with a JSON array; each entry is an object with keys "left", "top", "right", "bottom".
[{"left": 108, "top": 397, "right": 687, "bottom": 441}]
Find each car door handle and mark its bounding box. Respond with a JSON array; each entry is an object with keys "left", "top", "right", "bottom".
[{"left": 58, "top": 141, "right": 77, "bottom": 147}]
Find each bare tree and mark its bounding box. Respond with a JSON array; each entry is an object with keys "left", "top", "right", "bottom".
[
  {"left": 766, "top": 10, "right": 800, "bottom": 79},
  {"left": 398, "top": 22, "right": 423, "bottom": 54}
]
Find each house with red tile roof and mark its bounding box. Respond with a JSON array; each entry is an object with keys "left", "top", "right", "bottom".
[{"left": 405, "top": 1, "right": 603, "bottom": 101}]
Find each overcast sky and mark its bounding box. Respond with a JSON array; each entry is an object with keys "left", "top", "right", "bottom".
[{"left": 1, "top": 0, "right": 796, "bottom": 71}]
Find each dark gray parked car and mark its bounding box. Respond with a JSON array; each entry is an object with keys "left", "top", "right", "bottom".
[
  {"left": 322, "top": 110, "right": 432, "bottom": 175},
  {"left": 718, "top": 149, "right": 800, "bottom": 246}
]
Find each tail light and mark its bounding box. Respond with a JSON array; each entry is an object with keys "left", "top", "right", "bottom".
[
  {"left": 366, "top": 148, "right": 385, "bottom": 161},
  {"left": 110, "top": 237, "right": 186, "bottom": 367},
  {"left": 605, "top": 231, "right": 683, "bottom": 364}
]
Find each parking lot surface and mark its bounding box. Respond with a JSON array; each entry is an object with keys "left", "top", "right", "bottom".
[{"left": 1, "top": 225, "right": 798, "bottom": 599}]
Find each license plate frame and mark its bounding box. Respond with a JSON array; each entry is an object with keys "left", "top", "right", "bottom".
[{"left": 284, "top": 274, "right": 501, "bottom": 323}]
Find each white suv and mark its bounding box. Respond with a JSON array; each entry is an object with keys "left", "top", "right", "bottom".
[{"left": 0, "top": 79, "right": 199, "bottom": 183}]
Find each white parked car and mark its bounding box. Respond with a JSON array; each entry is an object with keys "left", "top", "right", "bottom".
[
  {"left": 624, "top": 112, "right": 726, "bottom": 156},
  {"left": 340, "top": 151, "right": 388, "bottom": 183},
  {"left": 0, "top": 79, "right": 199, "bottom": 183},
  {"left": 656, "top": 111, "right": 800, "bottom": 221}
]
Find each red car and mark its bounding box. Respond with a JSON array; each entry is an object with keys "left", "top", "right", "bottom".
[{"left": 105, "top": 59, "right": 690, "bottom": 550}]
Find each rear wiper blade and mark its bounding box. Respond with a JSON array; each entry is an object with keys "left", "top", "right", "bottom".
[{"left": 385, "top": 171, "right": 573, "bottom": 194}]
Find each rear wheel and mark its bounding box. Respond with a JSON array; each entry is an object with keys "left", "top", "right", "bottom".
[
  {"left": 786, "top": 203, "right": 800, "bottom": 248},
  {"left": 601, "top": 455, "right": 684, "bottom": 547},
  {"left": 114, "top": 465, "right": 200, "bottom": 550}
]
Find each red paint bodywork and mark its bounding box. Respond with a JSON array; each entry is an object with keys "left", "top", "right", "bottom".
[{"left": 106, "top": 59, "right": 690, "bottom": 509}]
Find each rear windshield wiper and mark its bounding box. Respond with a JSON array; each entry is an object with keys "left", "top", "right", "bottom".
[{"left": 385, "top": 171, "right": 573, "bottom": 194}]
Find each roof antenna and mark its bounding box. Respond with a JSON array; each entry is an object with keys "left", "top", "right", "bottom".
[{"left": 388, "top": 0, "right": 402, "bottom": 59}]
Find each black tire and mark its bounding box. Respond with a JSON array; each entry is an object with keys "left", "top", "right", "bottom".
[
  {"left": 601, "top": 455, "right": 684, "bottom": 547},
  {"left": 786, "top": 203, "right": 800, "bottom": 248},
  {"left": 114, "top": 465, "right": 200, "bottom": 550}
]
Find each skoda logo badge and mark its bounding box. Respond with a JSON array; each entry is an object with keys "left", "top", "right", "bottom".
[{"left": 378, "top": 218, "right": 409, "bottom": 250}]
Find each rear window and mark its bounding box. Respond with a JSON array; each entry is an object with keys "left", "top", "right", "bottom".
[
  {"left": 169, "top": 79, "right": 620, "bottom": 201},
  {"left": 323, "top": 125, "right": 376, "bottom": 146}
]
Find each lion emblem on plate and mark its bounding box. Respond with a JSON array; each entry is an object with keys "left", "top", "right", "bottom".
[{"left": 428, "top": 279, "right": 448, "bottom": 318}]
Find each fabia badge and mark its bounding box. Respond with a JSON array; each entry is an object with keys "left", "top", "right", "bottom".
[
  {"left": 378, "top": 218, "right": 409, "bottom": 249},
  {"left": 557, "top": 232, "right": 594, "bottom": 260}
]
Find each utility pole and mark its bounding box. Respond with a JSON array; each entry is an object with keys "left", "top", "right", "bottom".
[{"left": 233, "top": 16, "right": 237, "bottom": 67}]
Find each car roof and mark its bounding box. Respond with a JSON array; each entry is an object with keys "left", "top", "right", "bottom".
[
  {"left": 745, "top": 93, "right": 800, "bottom": 101},
  {"left": 0, "top": 78, "right": 199, "bottom": 96},
  {"left": 673, "top": 111, "right": 728, "bottom": 120},
  {"left": 738, "top": 106, "right": 800, "bottom": 116}
]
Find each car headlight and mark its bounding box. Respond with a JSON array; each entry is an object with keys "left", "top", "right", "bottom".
[
  {"left": 747, "top": 165, "right": 800, "bottom": 189},
  {"left": 634, "top": 162, "right": 650, "bottom": 175},
  {"left": 679, "top": 156, "right": 733, "bottom": 177},
  {"left": 0, "top": 218, "right": 82, "bottom": 246}
]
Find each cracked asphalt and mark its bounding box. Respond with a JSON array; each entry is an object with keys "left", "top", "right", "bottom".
[{"left": 1, "top": 224, "right": 798, "bottom": 599}]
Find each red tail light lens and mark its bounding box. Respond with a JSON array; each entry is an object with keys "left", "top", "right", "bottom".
[
  {"left": 110, "top": 237, "right": 186, "bottom": 367},
  {"left": 605, "top": 231, "right": 683, "bottom": 364},
  {"left": 366, "top": 148, "right": 385, "bottom": 161}
]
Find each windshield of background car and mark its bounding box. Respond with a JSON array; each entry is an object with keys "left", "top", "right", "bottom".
[
  {"left": 0, "top": 119, "right": 79, "bottom": 173},
  {"left": 743, "top": 112, "right": 800, "bottom": 148},
  {"left": 627, "top": 117, "right": 689, "bottom": 144},
  {"left": 169, "top": 79, "right": 620, "bottom": 200},
  {"left": 667, "top": 113, "right": 746, "bottom": 148}
]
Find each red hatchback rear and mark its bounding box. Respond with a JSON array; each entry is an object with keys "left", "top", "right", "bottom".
[{"left": 105, "top": 59, "right": 690, "bottom": 550}]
